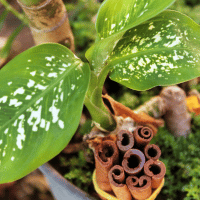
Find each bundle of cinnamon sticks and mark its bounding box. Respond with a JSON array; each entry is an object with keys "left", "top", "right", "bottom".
[{"left": 94, "top": 126, "right": 166, "bottom": 200}]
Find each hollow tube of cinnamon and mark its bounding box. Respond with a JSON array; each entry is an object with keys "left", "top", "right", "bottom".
[
  {"left": 117, "top": 130, "right": 134, "bottom": 153},
  {"left": 144, "top": 159, "right": 166, "bottom": 189},
  {"left": 108, "top": 165, "right": 132, "bottom": 200},
  {"left": 94, "top": 140, "right": 119, "bottom": 192},
  {"left": 126, "top": 175, "right": 152, "bottom": 200},
  {"left": 133, "top": 126, "right": 153, "bottom": 148},
  {"left": 144, "top": 144, "right": 161, "bottom": 161},
  {"left": 122, "top": 149, "right": 145, "bottom": 175}
]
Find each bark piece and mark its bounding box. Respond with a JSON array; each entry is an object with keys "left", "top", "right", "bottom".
[
  {"left": 108, "top": 165, "right": 132, "bottom": 200},
  {"left": 144, "top": 144, "right": 161, "bottom": 161},
  {"left": 117, "top": 129, "right": 134, "bottom": 153},
  {"left": 133, "top": 126, "right": 153, "bottom": 148},
  {"left": 126, "top": 175, "right": 152, "bottom": 200},
  {"left": 134, "top": 96, "right": 166, "bottom": 118},
  {"left": 102, "top": 94, "right": 164, "bottom": 129},
  {"left": 122, "top": 149, "right": 145, "bottom": 175},
  {"left": 18, "top": 0, "right": 74, "bottom": 51},
  {"left": 94, "top": 140, "right": 119, "bottom": 192},
  {"left": 144, "top": 159, "right": 166, "bottom": 189},
  {"left": 160, "top": 86, "right": 191, "bottom": 137}
]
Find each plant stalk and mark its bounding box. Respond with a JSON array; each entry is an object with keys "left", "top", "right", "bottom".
[
  {"left": 84, "top": 66, "right": 116, "bottom": 131},
  {"left": 0, "top": 0, "right": 29, "bottom": 25},
  {"left": 17, "top": 0, "right": 75, "bottom": 51}
]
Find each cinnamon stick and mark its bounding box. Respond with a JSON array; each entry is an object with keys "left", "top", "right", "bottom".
[
  {"left": 108, "top": 165, "right": 132, "bottom": 200},
  {"left": 122, "top": 149, "right": 145, "bottom": 175},
  {"left": 117, "top": 130, "right": 134, "bottom": 153},
  {"left": 144, "top": 144, "right": 161, "bottom": 161},
  {"left": 94, "top": 140, "right": 119, "bottom": 192},
  {"left": 133, "top": 126, "right": 153, "bottom": 148},
  {"left": 144, "top": 159, "right": 166, "bottom": 189},
  {"left": 126, "top": 175, "right": 152, "bottom": 200},
  {"left": 102, "top": 94, "right": 164, "bottom": 128}
]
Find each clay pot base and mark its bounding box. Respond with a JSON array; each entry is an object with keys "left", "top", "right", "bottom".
[{"left": 93, "top": 170, "right": 164, "bottom": 200}]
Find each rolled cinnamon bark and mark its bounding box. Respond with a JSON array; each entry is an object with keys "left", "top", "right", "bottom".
[
  {"left": 126, "top": 175, "right": 152, "bottom": 200},
  {"left": 94, "top": 140, "right": 119, "bottom": 192},
  {"left": 122, "top": 149, "right": 145, "bottom": 175},
  {"left": 133, "top": 126, "right": 153, "bottom": 148},
  {"left": 144, "top": 144, "right": 161, "bottom": 161},
  {"left": 144, "top": 159, "right": 166, "bottom": 189},
  {"left": 108, "top": 165, "right": 132, "bottom": 200},
  {"left": 117, "top": 130, "right": 134, "bottom": 153}
]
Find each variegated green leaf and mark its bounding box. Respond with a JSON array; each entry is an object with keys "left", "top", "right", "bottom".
[
  {"left": 86, "top": 0, "right": 175, "bottom": 75},
  {"left": 85, "top": 32, "right": 124, "bottom": 75},
  {"left": 96, "top": 0, "right": 175, "bottom": 40},
  {"left": 0, "top": 43, "right": 90, "bottom": 183},
  {"left": 108, "top": 10, "right": 200, "bottom": 90}
]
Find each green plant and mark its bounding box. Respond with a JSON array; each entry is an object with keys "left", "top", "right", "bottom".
[
  {"left": 65, "top": 0, "right": 100, "bottom": 61},
  {"left": 0, "top": 0, "right": 200, "bottom": 184},
  {"left": 60, "top": 150, "right": 93, "bottom": 192}
]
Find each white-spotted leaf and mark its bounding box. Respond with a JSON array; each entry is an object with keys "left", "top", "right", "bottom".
[
  {"left": 108, "top": 11, "right": 200, "bottom": 90},
  {"left": 96, "top": 0, "right": 175, "bottom": 40},
  {"left": 86, "top": 0, "right": 175, "bottom": 75},
  {"left": 0, "top": 43, "right": 90, "bottom": 183}
]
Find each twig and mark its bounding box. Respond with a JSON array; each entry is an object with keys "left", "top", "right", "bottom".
[{"left": 0, "top": 0, "right": 29, "bottom": 25}]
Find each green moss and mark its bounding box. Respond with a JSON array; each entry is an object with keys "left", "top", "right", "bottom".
[
  {"left": 117, "top": 92, "right": 140, "bottom": 109},
  {"left": 61, "top": 150, "right": 94, "bottom": 192}
]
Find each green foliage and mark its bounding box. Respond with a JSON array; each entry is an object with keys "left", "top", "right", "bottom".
[
  {"left": 108, "top": 10, "right": 200, "bottom": 90},
  {"left": 65, "top": 0, "right": 100, "bottom": 61},
  {"left": 61, "top": 150, "right": 93, "bottom": 192},
  {"left": 117, "top": 92, "right": 140, "bottom": 110},
  {"left": 0, "top": 24, "right": 24, "bottom": 62},
  {"left": 78, "top": 119, "right": 94, "bottom": 136},
  {"left": 170, "top": 0, "right": 200, "bottom": 24},
  {"left": 151, "top": 116, "right": 200, "bottom": 199},
  {"left": 0, "top": 43, "right": 90, "bottom": 183},
  {"left": 1, "top": 0, "right": 200, "bottom": 186},
  {"left": 114, "top": 87, "right": 159, "bottom": 109},
  {"left": 0, "top": 9, "right": 8, "bottom": 31},
  {"left": 86, "top": 0, "right": 176, "bottom": 74}
]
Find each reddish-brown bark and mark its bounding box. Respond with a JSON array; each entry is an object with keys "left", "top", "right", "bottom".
[
  {"left": 102, "top": 94, "right": 164, "bottom": 128},
  {"left": 108, "top": 165, "right": 132, "bottom": 200},
  {"left": 126, "top": 175, "right": 152, "bottom": 200},
  {"left": 94, "top": 140, "right": 119, "bottom": 192},
  {"left": 133, "top": 126, "right": 153, "bottom": 148},
  {"left": 122, "top": 149, "right": 145, "bottom": 175},
  {"left": 116, "top": 130, "right": 134, "bottom": 153},
  {"left": 144, "top": 144, "right": 161, "bottom": 161},
  {"left": 144, "top": 159, "right": 166, "bottom": 189}
]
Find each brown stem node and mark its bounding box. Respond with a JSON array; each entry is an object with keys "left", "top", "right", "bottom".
[
  {"left": 117, "top": 130, "right": 134, "bottom": 153},
  {"left": 144, "top": 144, "right": 161, "bottom": 161},
  {"left": 133, "top": 126, "right": 153, "bottom": 147},
  {"left": 122, "top": 149, "right": 145, "bottom": 175},
  {"left": 108, "top": 165, "right": 132, "bottom": 200},
  {"left": 126, "top": 175, "right": 152, "bottom": 200},
  {"left": 18, "top": 0, "right": 74, "bottom": 50},
  {"left": 94, "top": 140, "right": 119, "bottom": 192},
  {"left": 144, "top": 159, "right": 166, "bottom": 189}
]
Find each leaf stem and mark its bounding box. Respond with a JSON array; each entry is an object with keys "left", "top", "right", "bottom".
[
  {"left": 0, "top": 0, "right": 29, "bottom": 25},
  {"left": 84, "top": 66, "right": 116, "bottom": 131},
  {"left": 0, "top": 23, "right": 24, "bottom": 60}
]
